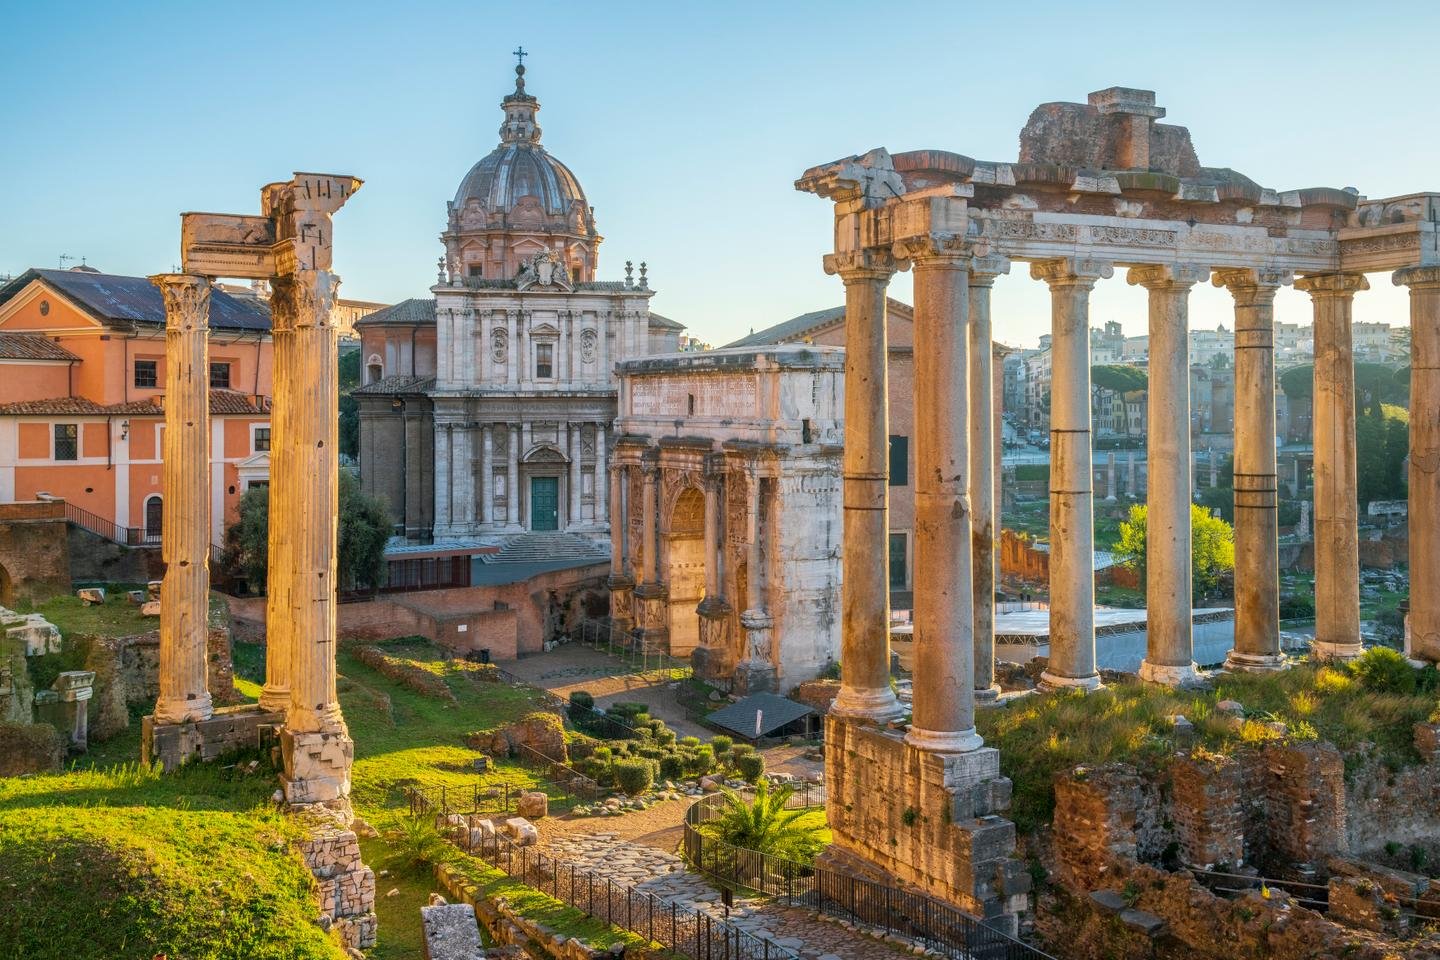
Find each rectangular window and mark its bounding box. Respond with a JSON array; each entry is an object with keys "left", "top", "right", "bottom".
[
  {"left": 888, "top": 435, "right": 909, "bottom": 487},
  {"left": 54, "top": 423, "right": 78, "bottom": 461},
  {"left": 888, "top": 532, "right": 908, "bottom": 590},
  {"left": 536, "top": 343, "right": 554, "bottom": 379},
  {"left": 253, "top": 427, "right": 271, "bottom": 452},
  {"left": 209, "top": 362, "right": 231, "bottom": 389},
  {"left": 134, "top": 359, "right": 158, "bottom": 389},
  {"left": 467, "top": 264, "right": 484, "bottom": 277}
]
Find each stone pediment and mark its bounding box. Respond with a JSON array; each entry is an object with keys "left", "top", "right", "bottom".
[
  {"left": 522, "top": 443, "right": 568, "bottom": 464},
  {"left": 529, "top": 322, "right": 560, "bottom": 338}
]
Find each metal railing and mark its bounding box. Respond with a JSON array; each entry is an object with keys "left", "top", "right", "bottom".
[
  {"left": 406, "top": 775, "right": 596, "bottom": 819},
  {"left": 683, "top": 794, "right": 1055, "bottom": 960},
  {"left": 62, "top": 500, "right": 156, "bottom": 546},
  {"left": 575, "top": 617, "right": 694, "bottom": 678},
  {"left": 511, "top": 742, "right": 602, "bottom": 802},
  {"left": 410, "top": 787, "right": 795, "bottom": 960}
]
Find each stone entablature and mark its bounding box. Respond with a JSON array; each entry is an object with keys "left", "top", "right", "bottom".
[{"left": 612, "top": 346, "right": 844, "bottom": 692}]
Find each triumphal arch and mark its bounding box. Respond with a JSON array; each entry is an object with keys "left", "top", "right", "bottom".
[
  {"left": 800, "top": 86, "right": 1440, "bottom": 922},
  {"left": 609, "top": 345, "right": 844, "bottom": 693}
]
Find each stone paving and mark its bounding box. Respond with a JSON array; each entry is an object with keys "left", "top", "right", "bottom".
[{"left": 542, "top": 832, "right": 915, "bottom": 960}]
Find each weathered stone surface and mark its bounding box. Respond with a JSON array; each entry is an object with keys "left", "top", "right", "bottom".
[
  {"left": 515, "top": 791, "right": 548, "bottom": 819},
  {"left": 0, "top": 720, "right": 64, "bottom": 775},
  {"left": 296, "top": 818, "right": 377, "bottom": 951},
  {"left": 143, "top": 704, "right": 283, "bottom": 771},
  {"left": 466, "top": 711, "right": 565, "bottom": 761},
  {"left": 420, "top": 902, "right": 484, "bottom": 960},
  {"left": 503, "top": 817, "right": 538, "bottom": 846},
  {"left": 1170, "top": 753, "right": 1244, "bottom": 868}
]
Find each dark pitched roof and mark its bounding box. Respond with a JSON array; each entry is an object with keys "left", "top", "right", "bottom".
[
  {"left": 706, "top": 693, "right": 815, "bottom": 740},
  {"left": 352, "top": 374, "right": 436, "bottom": 396},
  {"left": 648, "top": 311, "right": 684, "bottom": 331},
  {"left": 0, "top": 390, "right": 266, "bottom": 416},
  {"left": 354, "top": 298, "right": 436, "bottom": 328},
  {"left": 0, "top": 333, "right": 79, "bottom": 362},
  {"left": 0, "top": 269, "right": 271, "bottom": 332},
  {"left": 723, "top": 298, "right": 912, "bottom": 349}
]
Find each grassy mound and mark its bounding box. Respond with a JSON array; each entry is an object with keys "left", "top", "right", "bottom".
[
  {"left": 979, "top": 656, "right": 1439, "bottom": 832},
  {"left": 0, "top": 763, "right": 345, "bottom": 960}
]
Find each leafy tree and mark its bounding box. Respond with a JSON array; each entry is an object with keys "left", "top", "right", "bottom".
[
  {"left": 1279, "top": 364, "right": 1313, "bottom": 402},
  {"left": 1113, "top": 503, "right": 1235, "bottom": 598},
  {"left": 222, "top": 469, "right": 391, "bottom": 592},
  {"left": 338, "top": 347, "right": 362, "bottom": 459},
  {"left": 1091, "top": 364, "right": 1148, "bottom": 395},
  {"left": 1357, "top": 402, "right": 1409, "bottom": 506},
  {"left": 697, "top": 781, "right": 827, "bottom": 864}
]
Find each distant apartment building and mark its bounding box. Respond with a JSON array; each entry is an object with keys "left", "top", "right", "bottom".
[{"left": 0, "top": 268, "right": 274, "bottom": 546}]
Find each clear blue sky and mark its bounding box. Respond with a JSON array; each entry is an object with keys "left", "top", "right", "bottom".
[{"left": 2, "top": 0, "right": 1434, "bottom": 348}]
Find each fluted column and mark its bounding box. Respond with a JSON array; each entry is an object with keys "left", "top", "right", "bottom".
[
  {"left": 1032, "top": 258, "right": 1112, "bottom": 691},
  {"left": 260, "top": 282, "right": 294, "bottom": 712},
  {"left": 828, "top": 252, "right": 903, "bottom": 721},
  {"left": 1395, "top": 266, "right": 1440, "bottom": 662},
  {"left": 284, "top": 270, "right": 345, "bottom": 733},
  {"left": 904, "top": 241, "right": 981, "bottom": 752},
  {"left": 970, "top": 255, "right": 1009, "bottom": 704},
  {"left": 634, "top": 455, "right": 669, "bottom": 651},
  {"left": 1296, "top": 273, "right": 1368, "bottom": 660},
  {"left": 1131, "top": 263, "right": 1207, "bottom": 685},
  {"left": 569, "top": 423, "right": 583, "bottom": 529},
  {"left": 480, "top": 424, "right": 494, "bottom": 526},
  {"left": 150, "top": 274, "right": 214, "bottom": 725},
  {"left": 1217, "top": 268, "right": 1290, "bottom": 671}
]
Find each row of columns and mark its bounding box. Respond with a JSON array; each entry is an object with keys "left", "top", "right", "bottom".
[
  {"left": 832, "top": 240, "right": 1440, "bottom": 749},
  {"left": 435, "top": 420, "right": 608, "bottom": 532}
]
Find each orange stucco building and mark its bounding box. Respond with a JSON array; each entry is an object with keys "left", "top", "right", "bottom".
[{"left": 0, "top": 267, "right": 274, "bottom": 546}]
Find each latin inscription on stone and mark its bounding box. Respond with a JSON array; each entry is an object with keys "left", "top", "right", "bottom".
[{"left": 630, "top": 373, "right": 758, "bottom": 418}]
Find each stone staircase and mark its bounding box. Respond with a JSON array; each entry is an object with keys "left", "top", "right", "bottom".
[{"left": 488, "top": 532, "right": 609, "bottom": 566}]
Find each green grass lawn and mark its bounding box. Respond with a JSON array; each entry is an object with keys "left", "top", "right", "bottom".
[
  {"left": 0, "top": 761, "right": 346, "bottom": 960},
  {"left": 979, "top": 657, "right": 1439, "bottom": 833}
]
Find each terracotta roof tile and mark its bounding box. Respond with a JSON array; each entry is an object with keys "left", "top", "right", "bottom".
[
  {"left": 0, "top": 333, "right": 80, "bottom": 362},
  {"left": 0, "top": 390, "right": 267, "bottom": 417}
]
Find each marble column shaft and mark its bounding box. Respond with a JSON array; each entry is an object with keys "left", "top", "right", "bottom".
[
  {"left": 829, "top": 260, "right": 903, "bottom": 721},
  {"left": 508, "top": 425, "right": 521, "bottom": 526},
  {"left": 906, "top": 248, "right": 981, "bottom": 752},
  {"left": 596, "top": 424, "right": 608, "bottom": 522},
  {"left": 283, "top": 271, "right": 346, "bottom": 734},
  {"left": 481, "top": 425, "right": 494, "bottom": 525},
  {"left": 1032, "top": 258, "right": 1112, "bottom": 690},
  {"left": 1217, "top": 269, "right": 1288, "bottom": 670},
  {"left": 1395, "top": 266, "right": 1440, "bottom": 662},
  {"left": 702, "top": 472, "right": 722, "bottom": 600},
  {"left": 261, "top": 288, "right": 295, "bottom": 712},
  {"left": 609, "top": 464, "right": 627, "bottom": 573},
  {"left": 641, "top": 462, "right": 659, "bottom": 583},
  {"left": 151, "top": 274, "right": 214, "bottom": 724},
  {"left": 970, "top": 257, "right": 1008, "bottom": 702},
  {"left": 1131, "top": 264, "right": 1205, "bottom": 684},
  {"left": 1297, "top": 273, "right": 1368, "bottom": 658}
]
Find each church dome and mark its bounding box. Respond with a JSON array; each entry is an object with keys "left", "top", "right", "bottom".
[{"left": 453, "top": 142, "right": 587, "bottom": 216}]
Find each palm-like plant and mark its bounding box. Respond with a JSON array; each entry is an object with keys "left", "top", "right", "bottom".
[{"left": 698, "top": 781, "right": 827, "bottom": 865}]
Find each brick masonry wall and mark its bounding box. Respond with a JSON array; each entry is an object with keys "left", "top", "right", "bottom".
[
  {"left": 0, "top": 510, "right": 70, "bottom": 604},
  {"left": 296, "top": 817, "right": 377, "bottom": 951},
  {"left": 1169, "top": 753, "right": 1244, "bottom": 869}
]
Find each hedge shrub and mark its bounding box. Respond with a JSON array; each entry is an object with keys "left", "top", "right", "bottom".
[
  {"left": 735, "top": 752, "right": 765, "bottom": 784},
  {"left": 614, "top": 759, "right": 654, "bottom": 795}
]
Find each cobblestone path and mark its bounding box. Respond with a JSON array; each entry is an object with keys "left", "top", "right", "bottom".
[{"left": 543, "top": 833, "right": 916, "bottom": 960}]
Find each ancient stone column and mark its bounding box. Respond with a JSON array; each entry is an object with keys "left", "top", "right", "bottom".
[
  {"left": 904, "top": 242, "right": 981, "bottom": 752},
  {"left": 569, "top": 422, "right": 583, "bottom": 528},
  {"left": 480, "top": 424, "right": 494, "bottom": 525},
  {"left": 634, "top": 455, "right": 668, "bottom": 650},
  {"left": 507, "top": 424, "right": 521, "bottom": 527},
  {"left": 607, "top": 463, "right": 635, "bottom": 633},
  {"left": 150, "top": 274, "right": 215, "bottom": 725},
  {"left": 1131, "top": 264, "right": 1207, "bottom": 685},
  {"left": 1216, "top": 268, "right": 1290, "bottom": 671},
  {"left": 279, "top": 270, "right": 353, "bottom": 805},
  {"left": 260, "top": 283, "right": 295, "bottom": 713},
  {"left": 596, "top": 423, "right": 608, "bottom": 521},
  {"left": 1032, "top": 258, "right": 1112, "bottom": 691},
  {"left": 1395, "top": 266, "right": 1440, "bottom": 662},
  {"left": 1296, "top": 273, "right": 1368, "bottom": 660},
  {"left": 737, "top": 470, "right": 776, "bottom": 694},
  {"left": 970, "top": 256, "right": 1009, "bottom": 704},
  {"left": 827, "top": 253, "right": 903, "bottom": 721}
]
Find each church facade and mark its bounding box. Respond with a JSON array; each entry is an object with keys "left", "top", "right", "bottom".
[{"left": 356, "top": 61, "right": 682, "bottom": 546}]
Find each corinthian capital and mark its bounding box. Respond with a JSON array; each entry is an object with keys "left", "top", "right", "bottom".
[
  {"left": 823, "top": 249, "right": 899, "bottom": 281},
  {"left": 891, "top": 234, "right": 987, "bottom": 267},
  {"left": 1029, "top": 257, "right": 1114, "bottom": 288},
  {"left": 1394, "top": 265, "right": 1440, "bottom": 290},
  {"left": 1212, "top": 267, "right": 1292, "bottom": 305},
  {"left": 149, "top": 274, "right": 211, "bottom": 331},
  {"left": 288, "top": 270, "right": 341, "bottom": 330},
  {"left": 1126, "top": 262, "right": 1209, "bottom": 290},
  {"left": 969, "top": 254, "right": 1012, "bottom": 286},
  {"left": 1294, "top": 273, "right": 1369, "bottom": 298}
]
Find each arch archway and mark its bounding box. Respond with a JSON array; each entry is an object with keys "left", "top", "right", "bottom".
[
  {"left": 143, "top": 495, "right": 163, "bottom": 544},
  {"left": 664, "top": 485, "right": 706, "bottom": 656}
]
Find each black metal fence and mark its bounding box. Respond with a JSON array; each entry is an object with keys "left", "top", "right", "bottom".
[
  {"left": 575, "top": 617, "right": 693, "bottom": 678},
  {"left": 406, "top": 775, "right": 596, "bottom": 819},
  {"left": 683, "top": 794, "right": 1055, "bottom": 960},
  {"left": 63, "top": 500, "right": 155, "bottom": 546},
  {"left": 512, "top": 742, "right": 602, "bottom": 802},
  {"left": 409, "top": 787, "right": 796, "bottom": 960}
]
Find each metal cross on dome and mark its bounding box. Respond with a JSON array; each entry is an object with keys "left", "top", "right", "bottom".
[{"left": 513, "top": 46, "right": 527, "bottom": 65}]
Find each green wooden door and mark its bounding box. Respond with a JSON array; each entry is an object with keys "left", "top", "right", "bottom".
[{"left": 530, "top": 477, "right": 559, "bottom": 531}]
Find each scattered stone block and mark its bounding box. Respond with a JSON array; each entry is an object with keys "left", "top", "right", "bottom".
[
  {"left": 147, "top": 580, "right": 162, "bottom": 601},
  {"left": 1089, "top": 889, "right": 1127, "bottom": 914},
  {"left": 1216, "top": 699, "right": 1245, "bottom": 716},
  {"left": 504, "top": 817, "right": 538, "bottom": 846},
  {"left": 77, "top": 587, "right": 106, "bottom": 606},
  {"left": 1414, "top": 722, "right": 1440, "bottom": 761},
  {"left": 421, "top": 901, "right": 485, "bottom": 960},
  {"left": 516, "top": 791, "right": 548, "bottom": 819},
  {"left": 126, "top": 590, "right": 146, "bottom": 605},
  {"left": 141, "top": 600, "right": 161, "bottom": 617}
]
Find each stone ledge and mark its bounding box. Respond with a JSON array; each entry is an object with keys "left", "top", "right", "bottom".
[{"left": 141, "top": 704, "right": 284, "bottom": 771}]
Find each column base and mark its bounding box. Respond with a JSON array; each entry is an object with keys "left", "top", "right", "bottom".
[
  {"left": 1038, "top": 670, "right": 1103, "bottom": 693},
  {"left": 830, "top": 684, "right": 906, "bottom": 722},
  {"left": 258, "top": 687, "right": 290, "bottom": 714},
  {"left": 1311, "top": 640, "right": 1364, "bottom": 662},
  {"left": 732, "top": 658, "right": 778, "bottom": 697},
  {"left": 281, "top": 727, "right": 355, "bottom": 812},
  {"left": 1138, "top": 660, "right": 1202, "bottom": 686},
  {"left": 153, "top": 692, "right": 215, "bottom": 726},
  {"left": 142, "top": 704, "right": 284, "bottom": 772},
  {"left": 974, "top": 684, "right": 1003, "bottom": 704},
  {"left": 1223, "top": 650, "right": 1289, "bottom": 673},
  {"left": 904, "top": 724, "right": 984, "bottom": 753}
]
